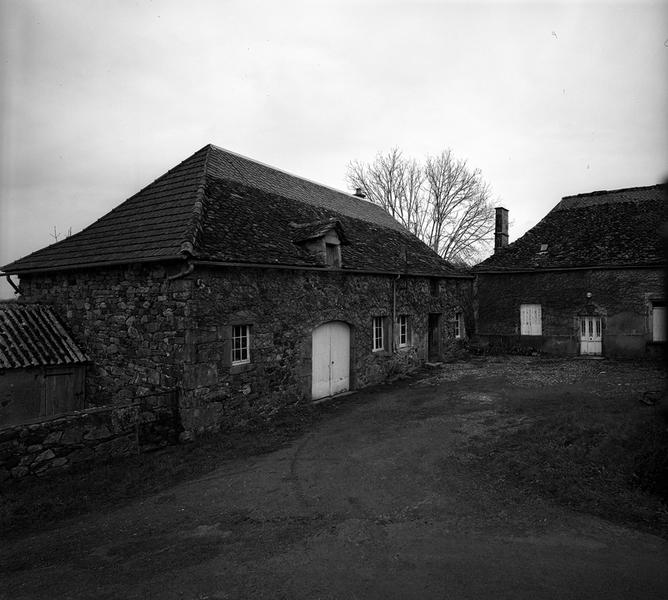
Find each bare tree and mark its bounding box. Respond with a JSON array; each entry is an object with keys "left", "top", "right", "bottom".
[
  {"left": 347, "top": 149, "right": 496, "bottom": 264},
  {"left": 49, "top": 226, "right": 72, "bottom": 243}
]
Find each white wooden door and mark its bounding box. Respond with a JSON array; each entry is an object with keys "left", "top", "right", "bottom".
[
  {"left": 312, "top": 321, "right": 350, "bottom": 400},
  {"left": 579, "top": 316, "right": 602, "bottom": 355},
  {"left": 653, "top": 306, "right": 666, "bottom": 341}
]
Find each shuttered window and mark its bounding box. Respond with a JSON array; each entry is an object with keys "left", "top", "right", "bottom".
[
  {"left": 653, "top": 305, "right": 666, "bottom": 342},
  {"left": 520, "top": 304, "right": 542, "bottom": 336}
]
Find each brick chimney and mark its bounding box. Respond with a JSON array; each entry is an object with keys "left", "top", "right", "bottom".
[
  {"left": 494, "top": 207, "right": 509, "bottom": 252},
  {"left": 353, "top": 187, "right": 366, "bottom": 199}
]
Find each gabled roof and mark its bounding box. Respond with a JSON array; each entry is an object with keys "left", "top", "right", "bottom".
[
  {"left": 290, "top": 218, "right": 349, "bottom": 245},
  {"left": 475, "top": 184, "right": 667, "bottom": 272},
  {"left": 2, "top": 145, "right": 462, "bottom": 278},
  {"left": 0, "top": 303, "right": 89, "bottom": 369}
]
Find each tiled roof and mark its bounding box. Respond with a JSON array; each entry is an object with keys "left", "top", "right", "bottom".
[
  {"left": 290, "top": 218, "right": 348, "bottom": 244},
  {"left": 476, "top": 185, "right": 667, "bottom": 272},
  {"left": 197, "top": 179, "right": 456, "bottom": 275},
  {"left": 0, "top": 303, "right": 89, "bottom": 369},
  {"left": 2, "top": 145, "right": 461, "bottom": 277}
]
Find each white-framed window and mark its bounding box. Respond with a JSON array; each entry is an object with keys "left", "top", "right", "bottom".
[
  {"left": 372, "top": 316, "right": 384, "bottom": 351},
  {"left": 652, "top": 303, "right": 666, "bottom": 342},
  {"left": 231, "top": 324, "right": 250, "bottom": 364},
  {"left": 520, "top": 304, "right": 542, "bottom": 336},
  {"left": 453, "top": 311, "right": 464, "bottom": 338},
  {"left": 398, "top": 314, "right": 408, "bottom": 347}
]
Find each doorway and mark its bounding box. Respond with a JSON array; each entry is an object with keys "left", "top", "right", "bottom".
[
  {"left": 311, "top": 321, "right": 350, "bottom": 400},
  {"left": 428, "top": 313, "right": 441, "bottom": 361},
  {"left": 579, "top": 316, "right": 602, "bottom": 355}
]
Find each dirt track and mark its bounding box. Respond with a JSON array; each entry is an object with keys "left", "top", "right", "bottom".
[{"left": 2, "top": 358, "right": 667, "bottom": 599}]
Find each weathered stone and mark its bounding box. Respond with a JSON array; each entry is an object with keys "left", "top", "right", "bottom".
[
  {"left": 19, "top": 454, "right": 35, "bottom": 467},
  {"left": 84, "top": 425, "right": 112, "bottom": 440},
  {"left": 44, "top": 431, "right": 63, "bottom": 445},
  {"left": 68, "top": 447, "right": 94, "bottom": 463},
  {"left": 61, "top": 428, "right": 83, "bottom": 445},
  {"left": 27, "top": 444, "right": 43, "bottom": 454},
  {"left": 10, "top": 466, "right": 29, "bottom": 478},
  {"left": 33, "top": 449, "right": 56, "bottom": 464}
]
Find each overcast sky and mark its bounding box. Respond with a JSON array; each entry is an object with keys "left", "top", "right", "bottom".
[{"left": 1, "top": 0, "right": 667, "bottom": 297}]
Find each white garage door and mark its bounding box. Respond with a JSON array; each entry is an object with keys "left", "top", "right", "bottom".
[{"left": 312, "top": 321, "right": 350, "bottom": 400}]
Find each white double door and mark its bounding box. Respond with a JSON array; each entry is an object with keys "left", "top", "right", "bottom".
[
  {"left": 311, "top": 321, "right": 350, "bottom": 400},
  {"left": 580, "top": 316, "right": 602, "bottom": 355}
]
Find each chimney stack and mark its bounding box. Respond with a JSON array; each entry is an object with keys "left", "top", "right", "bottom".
[
  {"left": 353, "top": 187, "right": 366, "bottom": 199},
  {"left": 494, "top": 207, "right": 509, "bottom": 252}
]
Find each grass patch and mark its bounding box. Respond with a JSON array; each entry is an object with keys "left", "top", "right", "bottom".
[
  {"left": 466, "top": 386, "right": 668, "bottom": 537},
  {"left": 0, "top": 404, "right": 320, "bottom": 537}
]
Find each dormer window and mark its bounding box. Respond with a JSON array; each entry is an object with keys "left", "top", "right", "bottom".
[
  {"left": 326, "top": 243, "right": 341, "bottom": 267},
  {"left": 291, "top": 218, "right": 348, "bottom": 269}
]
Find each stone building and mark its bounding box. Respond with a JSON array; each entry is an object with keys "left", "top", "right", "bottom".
[
  {"left": 2, "top": 145, "right": 471, "bottom": 433},
  {"left": 474, "top": 184, "right": 667, "bottom": 357},
  {"left": 0, "top": 302, "right": 88, "bottom": 426}
]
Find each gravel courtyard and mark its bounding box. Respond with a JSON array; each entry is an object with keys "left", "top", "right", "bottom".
[{"left": 2, "top": 357, "right": 667, "bottom": 599}]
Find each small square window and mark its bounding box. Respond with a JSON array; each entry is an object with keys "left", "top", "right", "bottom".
[
  {"left": 231, "top": 324, "right": 250, "bottom": 364},
  {"left": 372, "top": 316, "right": 384, "bottom": 351},
  {"left": 398, "top": 315, "right": 408, "bottom": 347}
]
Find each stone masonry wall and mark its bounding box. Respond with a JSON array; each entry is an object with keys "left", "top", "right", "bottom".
[
  {"left": 18, "top": 263, "right": 191, "bottom": 405},
  {"left": 0, "top": 392, "right": 179, "bottom": 482},
  {"left": 181, "top": 267, "right": 472, "bottom": 433},
  {"left": 475, "top": 268, "right": 664, "bottom": 356},
  {"left": 18, "top": 263, "right": 472, "bottom": 434}
]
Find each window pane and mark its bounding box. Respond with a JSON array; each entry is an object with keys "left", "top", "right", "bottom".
[
  {"left": 232, "top": 325, "right": 250, "bottom": 364},
  {"left": 373, "top": 317, "right": 384, "bottom": 350},
  {"left": 399, "top": 315, "right": 407, "bottom": 346}
]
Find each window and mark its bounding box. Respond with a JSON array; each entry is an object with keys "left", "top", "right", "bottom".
[
  {"left": 231, "top": 324, "right": 250, "bottom": 364},
  {"left": 372, "top": 316, "right": 385, "bottom": 351},
  {"left": 520, "top": 304, "right": 542, "bottom": 335},
  {"left": 453, "top": 311, "right": 464, "bottom": 338},
  {"left": 326, "top": 243, "right": 341, "bottom": 267},
  {"left": 653, "top": 303, "right": 666, "bottom": 342},
  {"left": 398, "top": 315, "right": 408, "bottom": 347}
]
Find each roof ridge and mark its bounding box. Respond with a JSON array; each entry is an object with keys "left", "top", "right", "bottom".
[
  {"left": 179, "top": 145, "right": 212, "bottom": 257},
  {"left": 561, "top": 183, "right": 666, "bottom": 200},
  {"left": 208, "top": 143, "right": 377, "bottom": 205}
]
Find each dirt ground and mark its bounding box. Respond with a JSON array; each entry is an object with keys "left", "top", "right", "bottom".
[{"left": 2, "top": 357, "right": 667, "bottom": 600}]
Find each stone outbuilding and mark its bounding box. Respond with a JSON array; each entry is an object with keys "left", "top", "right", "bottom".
[
  {"left": 2, "top": 145, "right": 472, "bottom": 433},
  {"left": 474, "top": 184, "right": 667, "bottom": 357},
  {"left": 0, "top": 302, "right": 88, "bottom": 426}
]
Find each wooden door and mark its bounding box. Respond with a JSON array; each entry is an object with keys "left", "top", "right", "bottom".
[
  {"left": 428, "top": 313, "right": 441, "bottom": 361},
  {"left": 312, "top": 321, "right": 350, "bottom": 400},
  {"left": 579, "top": 316, "right": 602, "bottom": 355}
]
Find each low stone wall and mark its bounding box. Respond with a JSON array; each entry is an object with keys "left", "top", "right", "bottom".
[{"left": 0, "top": 392, "right": 180, "bottom": 482}]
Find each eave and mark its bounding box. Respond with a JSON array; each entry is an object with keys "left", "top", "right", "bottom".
[{"left": 474, "top": 261, "right": 667, "bottom": 275}]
